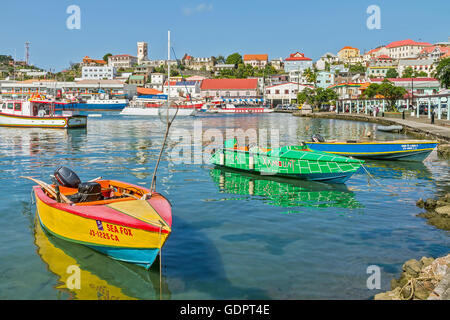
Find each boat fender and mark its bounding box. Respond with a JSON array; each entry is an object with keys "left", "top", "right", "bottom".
[
  {"left": 311, "top": 134, "right": 325, "bottom": 143},
  {"left": 54, "top": 166, "right": 81, "bottom": 189}
]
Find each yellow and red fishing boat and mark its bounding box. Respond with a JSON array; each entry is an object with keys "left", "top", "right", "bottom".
[{"left": 28, "top": 167, "right": 172, "bottom": 269}]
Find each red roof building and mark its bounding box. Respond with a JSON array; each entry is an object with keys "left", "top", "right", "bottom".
[
  {"left": 385, "top": 39, "right": 433, "bottom": 59},
  {"left": 385, "top": 39, "right": 432, "bottom": 48},
  {"left": 284, "top": 52, "right": 312, "bottom": 61},
  {"left": 200, "top": 78, "right": 259, "bottom": 98}
]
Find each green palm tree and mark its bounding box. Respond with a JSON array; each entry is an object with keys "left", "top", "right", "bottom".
[{"left": 434, "top": 57, "right": 450, "bottom": 88}]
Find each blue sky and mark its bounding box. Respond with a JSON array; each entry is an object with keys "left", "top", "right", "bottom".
[{"left": 1, "top": 0, "right": 449, "bottom": 71}]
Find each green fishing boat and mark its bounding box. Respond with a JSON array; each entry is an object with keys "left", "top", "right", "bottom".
[
  {"left": 210, "top": 138, "right": 364, "bottom": 184},
  {"left": 210, "top": 167, "right": 363, "bottom": 209}
]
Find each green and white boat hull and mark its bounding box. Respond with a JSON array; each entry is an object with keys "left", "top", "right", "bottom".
[{"left": 210, "top": 139, "right": 364, "bottom": 184}]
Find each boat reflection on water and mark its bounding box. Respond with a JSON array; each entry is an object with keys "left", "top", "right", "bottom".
[
  {"left": 34, "top": 219, "right": 170, "bottom": 300},
  {"left": 210, "top": 167, "right": 363, "bottom": 209},
  {"left": 363, "top": 160, "right": 433, "bottom": 181}
]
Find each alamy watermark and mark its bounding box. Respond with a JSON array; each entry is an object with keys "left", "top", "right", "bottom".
[
  {"left": 66, "top": 5, "right": 81, "bottom": 30},
  {"left": 167, "top": 120, "right": 280, "bottom": 169},
  {"left": 366, "top": 5, "right": 381, "bottom": 30},
  {"left": 66, "top": 265, "right": 81, "bottom": 290},
  {"left": 366, "top": 265, "right": 381, "bottom": 290}
]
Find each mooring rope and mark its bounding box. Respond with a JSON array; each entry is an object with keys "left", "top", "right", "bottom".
[{"left": 360, "top": 163, "right": 396, "bottom": 193}]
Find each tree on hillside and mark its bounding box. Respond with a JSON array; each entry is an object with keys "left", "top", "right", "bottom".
[
  {"left": 226, "top": 53, "right": 243, "bottom": 66},
  {"left": 402, "top": 66, "right": 414, "bottom": 78},
  {"left": 348, "top": 63, "right": 366, "bottom": 74},
  {"left": 103, "top": 53, "right": 112, "bottom": 62},
  {"left": 434, "top": 57, "right": 450, "bottom": 88},
  {"left": 216, "top": 55, "right": 226, "bottom": 64},
  {"left": 385, "top": 68, "right": 398, "bottom": 78}
]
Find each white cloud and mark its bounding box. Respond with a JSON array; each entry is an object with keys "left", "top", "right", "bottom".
[{"left": 182, "top": 3, "right": 213, "bottom": 16}]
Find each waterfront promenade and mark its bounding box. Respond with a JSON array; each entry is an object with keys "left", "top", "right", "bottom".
[{"left": 293, "top": 112, "right": 450, "bottom": 142}]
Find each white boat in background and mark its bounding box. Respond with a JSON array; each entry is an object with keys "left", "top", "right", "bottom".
[
  {"left": 0, "top": 99, "right": 87, "bottom": 129},
  {"left": 377, "top": 125, "right": 403, "bottom": 133},
  {"left": 120, "top": 98, "right": 199, "bottom": 116},
  {"left": 204, "top": 103, "right": 274, "bottom": 114}
]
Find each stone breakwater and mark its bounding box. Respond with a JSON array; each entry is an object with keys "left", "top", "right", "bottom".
[
  {"left": 416, "top": 193, "right": 450, "bottom": 231},
  {"left": 374, "top": 255, "right": 450, "bottom": 300},
  {"left": 374, "top": 193, "right": 450, "bottom": 300}
]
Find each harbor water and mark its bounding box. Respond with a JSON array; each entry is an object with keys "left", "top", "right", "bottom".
[{"left": 0, "top": 112, "right": 448, "bottom": 300}]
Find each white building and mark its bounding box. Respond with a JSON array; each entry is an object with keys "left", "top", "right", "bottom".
[
  {"left": 284, "top": 52, "right": 313, "bottom": 73},
  {"left": 243, "top": 54, "right": 268, "bottom": 69},
  {"left": 81, "top": 66, "right": 116, "bottom": 80},
  {"left": 108, "top": 54, "right": 138, "bottom": 69},
  {"left": 163, "top": 80, "right": 200, "bottom": 98},
  {"left": 397, "top": 59, "right": 436, "bottom": 77},
  {"left": 315, "top": 53, "right": 338, "bottom": 70},
  {"left": 385, "top": 39, "right": 433, "bottom": 59},
  {"left": 145, "top": 73, "right": 166, "bottom": 91},
  {"left": 265, "top": 82, "right": 314, "bottom": 105}
]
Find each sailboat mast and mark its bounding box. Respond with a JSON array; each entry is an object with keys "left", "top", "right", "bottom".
[{"left": 167, "top": 30, "right": 170, "bottom": 107}]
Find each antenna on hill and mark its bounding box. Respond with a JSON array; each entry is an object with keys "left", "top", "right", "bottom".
[{"left": 25, "top": 42, "right": 31, "bottom": 66}]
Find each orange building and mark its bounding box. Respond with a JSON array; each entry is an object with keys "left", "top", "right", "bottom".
[
  {"left": 82, "top": 56, "right": 107, "bottom": 66},
  {"left": 243, "top": 54, "right": 268, "bottom": 68}
]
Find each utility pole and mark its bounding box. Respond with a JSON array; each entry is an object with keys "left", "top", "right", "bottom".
[{"left": 25, "top": 42, "right": 30, "bottom": 66}]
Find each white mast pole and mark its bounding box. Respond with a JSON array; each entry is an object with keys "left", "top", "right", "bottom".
[{"left": 167, "top": 30, "right": 170, "bottom": 107}]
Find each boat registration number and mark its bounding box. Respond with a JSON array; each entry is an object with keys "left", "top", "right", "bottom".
[
  {"left": 89, "top": 222, "right": 134, "bottom": 242},
  {"left": 401, "top": 144, "right": 419, "bottom": 150}
]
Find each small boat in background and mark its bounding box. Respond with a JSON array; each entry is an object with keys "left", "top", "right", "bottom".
[
  {"left": 205, "top": 103, "right": 273, "bottom": 114},
  {"left": 305, "top": 135, "right": 439, "bottom": 162},
  {"left": 210, "top": 138, "right": 363, "bottom": 184},
  {"left": 120, "top": 98, "right": 199, "bottom": 116},
  {"left": 0, "top": 98, "right": 87, "bottom": 129},
  {"left": 377, "top": 125, "right": 403, "bottom": 133}
]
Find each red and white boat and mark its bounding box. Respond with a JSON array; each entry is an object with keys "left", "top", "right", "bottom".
[
  {"left": 120, "top": 98, "right": 202, "bottom": 116},
  {"left": 204, "top": 103, "right": 274, "bottom": 114},
  {"left": 0, "top": 98, "right": 87, "bottom": 129}
]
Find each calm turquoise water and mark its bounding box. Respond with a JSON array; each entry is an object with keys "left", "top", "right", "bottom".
[{"left": 0, "top": 112, "right": 448, "bottom": 300}]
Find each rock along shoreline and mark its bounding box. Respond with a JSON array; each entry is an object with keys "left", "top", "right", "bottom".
[{"left": 375, "top": 193, "right": 450, "bottom": 300}]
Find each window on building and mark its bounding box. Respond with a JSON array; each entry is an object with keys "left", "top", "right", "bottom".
[{"left": 275, "top": 90, "right": 280, "bottom": 94}]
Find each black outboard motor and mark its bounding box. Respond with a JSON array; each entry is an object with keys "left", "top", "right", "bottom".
[
  {"left": 311, "top": 134, "right": 325, "bottom": 143},
  {"left": 68, "top": 182, "right": 103, "bottom": 203},
  {"left": 54, "top": 166, "right": 81, "bottom": 189}
]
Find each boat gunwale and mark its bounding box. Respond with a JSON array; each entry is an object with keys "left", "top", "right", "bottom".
[
  {"left": 33, "top": 180, "right": 172, "bottom": 234},
  {"left": 306, "top": 140, "right": 440, "bottom": 146},
  {"left": 220, "top": 147, "right": 364, "bottom": 163}
]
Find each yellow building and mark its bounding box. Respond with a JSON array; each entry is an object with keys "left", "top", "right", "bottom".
[{"left": 338, "top": 46, "right": 361, "bottom": 62}]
